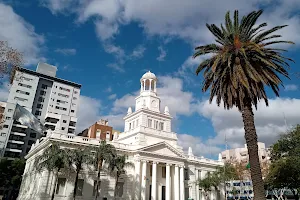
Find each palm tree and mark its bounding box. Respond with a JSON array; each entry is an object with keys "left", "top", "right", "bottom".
[
  {"left": 198, "top": 173, "right": 219, "bottom": 200},
  {"left": 94, "top": 140, "right": 116, "bottom": 200},
  {"left": 193, "top": 10, "right": 294, "bottom": 200},
  {"left": 66, "top": 147, "right": 94, "bottom": 200},
  {"left": 35, "top": 143, "right": 67, "bottom": 200},
  {"left": 108, "top": 155, "right": 132, "bottom": 199}
]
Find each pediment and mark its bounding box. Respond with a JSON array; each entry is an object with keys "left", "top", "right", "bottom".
[{"left": 137, "top": 142, "right": 186, "bottom": 159}]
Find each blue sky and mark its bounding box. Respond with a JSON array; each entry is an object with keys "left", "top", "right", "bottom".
[{"left": 1, "top": 0, "right": 300, "bottom": 158}]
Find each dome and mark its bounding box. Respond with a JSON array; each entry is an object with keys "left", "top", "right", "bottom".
[{"left": 141, "top": 71, "right": 157, "bottom": 81}]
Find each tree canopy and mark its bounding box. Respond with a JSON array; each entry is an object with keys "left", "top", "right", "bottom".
[{"left": 266, "top": 125, "right": 300, "bottom": 198}]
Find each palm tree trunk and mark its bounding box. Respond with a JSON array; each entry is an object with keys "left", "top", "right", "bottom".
[
  {"left": 114, "top": 175, "right": 119, "bottom": 199},
  {"left": 241, "top": 102, "right": 265, "bottom": 200},
  {"left": 73, "top": 170, "right": 80, "bottom": 200},
  {"left": 51, "top": 171, "right": 59, "bottom": 200},
  {"left": 94, "top": 160, "right": 102, "bottom": 200}
]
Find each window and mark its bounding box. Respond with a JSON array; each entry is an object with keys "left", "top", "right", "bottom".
[
  {"left": 21, "top": 76, "right": 32, "bottom": 81},
  {"left": 148, "top": 119, "right": 152, "bottom": 128},
  {"left": 55, "top": 178, "right": 66, "bottom": 195},
  {"left": 73, "top": 97, "right": 77, "bottom": 100},
  {"left": 74, "top": 91, "right": 78, "bottom": 94},
  {"left": 184, "top": 168, "right": 189, "bottom": 180},
  {"left": 3, "top": 125, "right": 9, "bottom": 129},
  {"left": 159, "top": 122, "right": 164, "bottom": 130},
  {"left": 150, "top": 166, "right": 152, "bottom": 176},
  {"left": 58, "top": 93, "right": 69, "bottom": 98},
  {"left": 41, "top": 84, "right": 47, "bottom": 89},
  {"left": 93, "top": 180, "right": 101, "bottom": 196},
  {"left": 6, "top": 117, "right": 11, "bottom": 120},
  {"left": 115, "top": 182, "right": 124, "bottom": 197},
  {"left": 136, "top": 119, "right": 139, "bottom": 126},
  {"left": 76, "top": 179, "right": 84, "bottom": 196},
  {"left": 38, "top": 97, "right": 45, "bottom": 102},
  {"left": 35, "top": 111, "right": 41, "bottom": 116},
  {"left": 63, "top": 120, "right": 67, "bottom": 123},
  {"left": 37, "top": 104, "right": 43, "bottom": 109},
  {"left": 14, "top": 97, "right": 27, "bottom": 102},
  {"left": 16, "top": 90, "right": 30, "bottom": 95},
  {"left": 154, "top": 121, "right": 158, "bottom": 129},
  {"left": 71, "top": 110, "right": 74, "bottom": 113},
  {"left": 59, "top": 87, "right": 70, "bottom": 92},
  {"left": 57, "top": 99, "right": 67, "bottom": 104},
  {"left": 61, "top": 127, "right": 65, "bottom": 130},
  {"left": 133, "top": 121, "right": 135, "bottom": 128},
  {"left": 1, "top": 133, "right": 6, "bottom": 137},
  {"left": 96, "top": 130, "right": 101, "bottom": 139},
  {"left": 40, "top": 91, "right": 46, "bottom": 95},
  {"left": 18, "top": 83, "right": 32, "bottom": 88},
  {"left": 8, "top": 109, "right": 13, "bottom": 112},
  {"left": 30, "top": 133, "right": 36, "bottom": 138},
  {"left": 129, "top": 123, "right": 131, "bottom": 130},
  {"left": 162, "top": 166, "right": 166, "bottom": 178}
]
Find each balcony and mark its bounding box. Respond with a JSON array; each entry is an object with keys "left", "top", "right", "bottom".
[
  {"left": 8, "top": 140, "right": 24, "bottom": 145},
  {"left": 11, "top": 132, "right": 26, "bottom": 137}
]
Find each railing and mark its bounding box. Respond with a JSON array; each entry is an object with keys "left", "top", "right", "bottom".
[
  {"left": 188, "top": 154, "right": 223, "bottom": 165},
  {"left": 119, "top": 126, "right": 177, "bottom": 139}
]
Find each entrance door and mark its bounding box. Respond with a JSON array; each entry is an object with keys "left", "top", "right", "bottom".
[
  {"left": 149, "top": 185, "right": 152, "bottom": 200},
  {"left": 162, "top": 186, "right": 166, "bottom": 200}
]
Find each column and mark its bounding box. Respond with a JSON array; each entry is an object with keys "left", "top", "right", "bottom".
[
  {"left": 149, "top": 79, "right": 152, "bottom": 91},
  {"left": 154, "top": 81, "right": 157, "bottom": 92},
  {"left": 174, "top": 165, "right": 180, "bottom": 200},
  {"left": 141, "top": 161, "right": 147, "bottom": 200},
  {"left": 135, "top": 160, "right": 141, "bottom": 200},
  {"left": 151, "top": 162, "right": 157, "bottom": 200},
  {"left": 140, "top": 82, "right": 143, "bottom": 92},
  {"left": 166, "top": 164, "right": 171, "bottom": 200},
  {"left": 180, "top": 166, "right": 185, "bottom": 200},
  {"left": 195, "top": 168, "right": 199, "bottom": 200},
  {"left": 143, "top": 80, "right": 146, "bottom": 91}
]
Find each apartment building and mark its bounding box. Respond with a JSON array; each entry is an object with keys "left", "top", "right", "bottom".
[
  {"left": 0, "top": 102, "right": 5, "bottom": 124},
  {"left": 0, "top": 63, "right": 81, "bottom": 158},
  {"left": 219, "top": 142, "right": 270, "bottom": 164},
  {"left": 78, "top": 119, "right": 114, "bottom": 141}
]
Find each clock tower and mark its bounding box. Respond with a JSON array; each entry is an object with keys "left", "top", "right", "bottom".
[{"left": 135, "top": 71, "right": 161, "bottom": 112}]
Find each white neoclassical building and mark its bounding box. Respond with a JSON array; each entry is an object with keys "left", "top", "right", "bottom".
[{"left": 18, "top": 72, "right": 224, "bottom": 200}]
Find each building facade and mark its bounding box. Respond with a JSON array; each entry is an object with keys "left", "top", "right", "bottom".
[
  {"left": 18, "top": 71, "right": 224, "bottom": 200},
  {"left": 219, "top": 142, "right": 270, "bottom": 164},
  {"left": 78, "top": 119, "right": 114, "bottom": 141},
  {"left": 0, "top": 63, "right": 81, "bottom": 158}
]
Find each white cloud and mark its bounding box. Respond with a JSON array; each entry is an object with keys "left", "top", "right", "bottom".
[
  {"left": 0, "top": 83, "right": 10, "bottom": 102},
  {"left": 284, "top": 84, "right": 298, "bottom": 91},
  {"left": 42, "top": 0, "right": 300, "bottom": 47},
  {"left": 40, "top": 0, "right": 75, "bottom": 14},
  {"left": 108, "top": 94, "right": 117, "bottom": 100},
  {"left": 0, "top": 3, "right": 44, "bottom": 65},
  {"left": 95, "top": 20, "right": 119, "bottom": 41},
  {"left": 178, "top": 134, "right": 222, "bottom": 157},
  {"left": 196, "top": 98, "right": 300, "bottom": 149},
  {"left": 156, "top": 46, "right": 166, "bottom": 61},
  {"left": 105, "top": 87, "right": 112, "bottom": 93},
  {"left": 55, "top": 48, "right": 76, "bottom": 55},
  {"left": 130, "top": 45, "right": 146, "bottom": 59}
]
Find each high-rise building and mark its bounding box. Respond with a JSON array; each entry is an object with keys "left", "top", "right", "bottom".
[{"left": 0, "top": 63, "right": 81, "bottom": 158}]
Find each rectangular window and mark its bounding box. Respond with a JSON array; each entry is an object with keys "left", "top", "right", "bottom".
[
  {"left": 18, "top": 83, "right": 32, "bottom": 88},
  {"left": 93, "top": 180, "right": 101, "bottom": 196},
  {"left": 14, "top": 97, "right": 27, "bottom": 102},
  {"left": 155, "top": 121, "right": 158, "bottom": 129},
  {"left": 59, "top": 87, "right": 70, "bottom": 92},
  {"left": 136, "top": 119, "right": 139, "bottom": 126},
  {"left": 148, "top": 119, "right": 152, "bottom": 128},
  {"left": 55, "top": 178, "right": 66, "bottom": 195},
  {"left": 63, "top": 120, "right": 67, "bottom": 123},
  {"left": 6, "top": 116, "right": 11, "bottom": 120},
  {"left": 129, "top": 123, "right": 131, "bottom": 130},
  {"left": 37, "top": 104, "right": 43, "bottom": 109},
  {"left": 115, "top": 182, "right": 124, "bottom": 197},
  {"left": 61, "top": 127, "right": 65, "bottom": 130},
  {"left": 1, "top": 133, "right": 6, "bottom": 137},
  {"left": 96, "top": 130, "right": 101, "bottom": 139},
  {"left": 16, "top": 90, "right": 30, "bottom": 95},
  {"left": 21, "top": 76, "right": 32, "bottom": 81},
  {"left": 150, "top": 166, "right": 152, "bottom": 177},
  {"left": 8, "top": 109, "right": 13, "bottom": 112},
  {"left": 76, "top": 179, "right": 84, "bottom": 196},
  {"left": 38, "top": 97, "right": 45, "bottom": 102},
  {"left": 159, "top": 122, "right": 164, "bottom": 130},
  {"left": 41, "top": 84, "right": 47, "bottom": 89},
  {"left": 73, "top": 97, "right": 77, "bottom": 100},
  {"left": 71, "top": 110, "right": 74, "bottom": 113},
  {"left": 40, "top": 91, "right": 46, "bottom": 95},
  {"left": 62, "top": 108, "right": 67, "bottom": 111},
  {"left": 3, "top": 125, "right": 9, "bottom": 128},
  {"left": 184, "top": 168, "right": 189, "bottom": 180},
  {"left": 162, "top": 166, "right": 166, "bottom": 178},
  {"left": 58, "top": 93, "right": 69, "bottom": 98},
  {"left": 35, "top": 111, "right": 41, "bottom": 116},
  {"left": 57, "top": 99, "right": 68, "bottom": 104}
]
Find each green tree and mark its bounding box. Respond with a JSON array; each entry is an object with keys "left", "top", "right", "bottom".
[
  {"left": 108, "top": 155, "right": 132, "bottom": 199},
  {"left": 0, "top": 158, "right": 25, "bottom": 199},
  {"left": 35, "top": 143, "right": 68, "bottom": 200},
  {"left": 266, "top": 125, "right": 300, "bottom": 200},
  {"left": 66, "top": 147, "right": 94, "bottom": 200},
  {"left": 193, "top": 10, "right": 294, "bottom": 200},
  {"left": 94, "top": 141, "right": 116, "bottom": 200}
]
